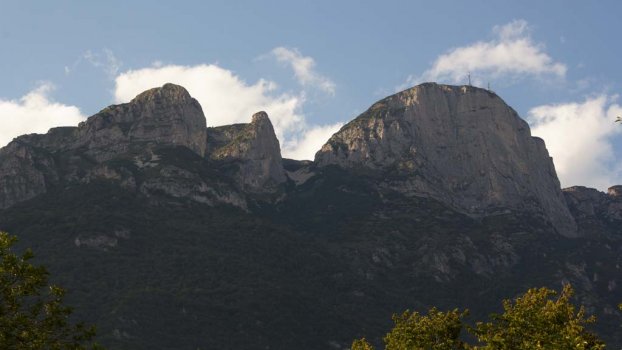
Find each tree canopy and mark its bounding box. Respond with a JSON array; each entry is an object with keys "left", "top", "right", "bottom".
[
  {"left": 472, "top": 284, "right": 604, "bottom": 350},
  {"left": 0, "top": 232, "right": 101, "bottom": 349},
  {"left": 382, "top": 308, "right": 468, "bottom": 350},
  {"left": 352, "top": 284, "right": 605, "bottom": 350}
]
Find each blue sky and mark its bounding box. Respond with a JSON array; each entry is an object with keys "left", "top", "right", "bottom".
[{"left": 1, "top": 1, "right": 621, "bottom": 189}]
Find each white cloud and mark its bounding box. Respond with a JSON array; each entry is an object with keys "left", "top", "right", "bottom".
[
  {"left": 405, "top": 20, "right": 566, "bottom": 88},
  {"left": 0, "top": 83, "right": 85, "bottom": 147},
  {"left": 282, "top": 122, "right": 343, "bottom": 160},
  {"left": 114, "top": 63, "right": 339, "bottom": 160},
  {"left": 114, "top": 64, "right": 303, "bottom": 141},
  {"left": 528, "top": 96, "right": 622, "bottom": 190},
  {"left": 270, "top": 47, "right": 336, "bottom": 95}
]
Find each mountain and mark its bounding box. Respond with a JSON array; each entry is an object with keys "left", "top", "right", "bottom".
[
  {"left": 315, "top": 83, "right": 575, "bottom": 236},
  {"left": 0, "top": 83, "right": 620, "bottom": 349}
]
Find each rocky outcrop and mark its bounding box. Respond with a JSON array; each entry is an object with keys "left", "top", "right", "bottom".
[
  {"left": 282, "top": 159, "right": 315, "bottom": 186},
  {"left": 74, "top": 83, "right": 207, "bottom": 161},
  {"left": 7, "top": 84, "right": 207, "bottom": 160},
  {"left": 0, "top": 141, "right": 57, "bottom": 208},
  {"left": 609, "top": 185, "right": 622, "bottom": 198},
  {"left": 316, "top": 83, "right": 577, "bottom": 236},
  {"left": 0, "top": 84, "right": 209, "bottom": 209},
  {"left": 564, "top": 186, "right": 622, "bottom": 223},
  {"left": 206, "top": 112, "right": 286, "bottom": 192}
]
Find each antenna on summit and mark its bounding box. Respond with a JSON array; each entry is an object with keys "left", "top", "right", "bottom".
[{"left": 467, "top": 72, "right": 472, "bottom": 86}]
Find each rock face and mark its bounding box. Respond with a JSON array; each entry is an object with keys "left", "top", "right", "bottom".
[
  {"left": 0, "top": 84, "right": 288, "bottom": 210},
  {"left": 564, "top": 186, "right": 622, "bottom": 223},
  {"left": 609, "top": 185, "right": 622, "bottom": 198},
  {"left": 316, "top": 83, "right": 577, "bottom": 236},
  {"left": 0, "top": 141, "right": 56, "bottom": 208},
  {"left": 75, "top": 83, "right": 207, "bottom": 160},
  {"left": 206, "top": 111, "right": 286, "bottom": 192},
  {"left": 0, "top": 82, "right": 608, "bottom": 237},
  {"left": 0, "top": 84, "right": 208, "bottom": 209}
]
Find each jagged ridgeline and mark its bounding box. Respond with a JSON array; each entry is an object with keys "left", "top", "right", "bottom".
[{"left": 0, "top": 83, "right": 621, "bottom": 349}]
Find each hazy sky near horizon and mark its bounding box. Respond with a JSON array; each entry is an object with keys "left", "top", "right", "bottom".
[{"left": 1, "top": 1, "right": 621, "bottom": 189}]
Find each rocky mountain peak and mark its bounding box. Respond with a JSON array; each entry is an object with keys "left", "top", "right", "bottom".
[
  {"left": 206, "top": 111, "right": 286, "bottom": 192},
  {"left": 315, "top": 82, "right": 577, "bottom": 236},
  {"left": 75, "top": 83, "right": 207, "bottom": 159},
  {"left": 131, "top": 83, "right": 193, "bottom": 104},
  {"left": 2, "top": 82, "right": 615, "bottom": 237},
  {"left": 0, "top": 83, "right": 210, "bottom": 209},
  {"left": 251, "top": 111, "right": 270, "bottom": 124},
  {"left": 608, "top": 185, "right": 622, "bottom": 198}
]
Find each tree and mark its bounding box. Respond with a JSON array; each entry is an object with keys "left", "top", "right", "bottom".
[
  {"left": 351, "top": 338, "right": 375, "bottom": 350},
  {"left": 351, "top": 308, "right": 468, "bottom": 350},
  {"left": 351, "top": 285, "right": 605, "bottom": 350},
  {"left": 384, "top": 308, "right": 468, "bottom": 350},
  {"left": 616, "top": 116, "right": 621, "bottom": 123},
  {"left": 0, "top": 232, "right": 102, "bottom": 349},
  {"left": 472, "top": 284, "right": 603, "bottom": 350}
]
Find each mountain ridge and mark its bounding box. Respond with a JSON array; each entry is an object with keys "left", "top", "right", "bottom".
[
  {"left": 2, "top": 82, "right": 614, "bottom": 230},
  {"left": 1, "top": 82, "right": 621, "bottom": 349}
]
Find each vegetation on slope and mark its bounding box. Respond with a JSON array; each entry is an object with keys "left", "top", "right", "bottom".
[
  {"left": 0, "top": 232, "right": 101, "bottom": 349},
  {"left": 0, "top": 162, "right": 621, "bottom": 349}
]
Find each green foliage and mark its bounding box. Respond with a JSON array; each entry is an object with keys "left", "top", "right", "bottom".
[
  {"left": 0, "top": 232, "right": 101, "bottom": 349},
  {"left": 473, "top": 285, "right": 604, "bottom": 350},
  {"left": 383, "top": 308, "right": 468, "bottom": 350},
  {"left": 353, "top": 285, "right": 605, "bottom": 350},
  {"left": 351, "top": 337, "right": 376, "bottom": 350}
]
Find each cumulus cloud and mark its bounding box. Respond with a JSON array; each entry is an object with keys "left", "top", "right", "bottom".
[
  {"left": 0, "top": 83, "right": 85, "bottom": 147},
  {"left": 270, "top": 47, "right": 336, "bottom": 95},
  {"left": 528, "top": 96, "right": 622, "bottom": 190},
  {"left": 114, "top": 63, "right": 338, "bottom": 160},
  {"left": 281, "top": 122, "right": 343, "bottom": 160},
  {"left": 405, "top": 20, "right": 566, "bottom": 87}
]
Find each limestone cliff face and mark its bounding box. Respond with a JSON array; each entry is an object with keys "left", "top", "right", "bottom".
[
  {"left": 1, "top": 82, "right": 611, "bottom": 237},
  {"left": 206, "top": 111, "right": 286, "bottom": 192},
  {"left": 0, "top": 84, "right": 209, "bottom": 209},
  {"left": 564, "top": 186, "right": 622, "bottom": 223},
  {"left": 74, "top": 83, "right": 207, "bottom": 160},
  {"left": 0, "top": 85, "right": 288, "bottom": 210},
  {"left": 315, "top": 83, "right": 577, "bottom": 236},
  {"left": 0, "top": 141, "right": 56, "bottom": 208}
]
